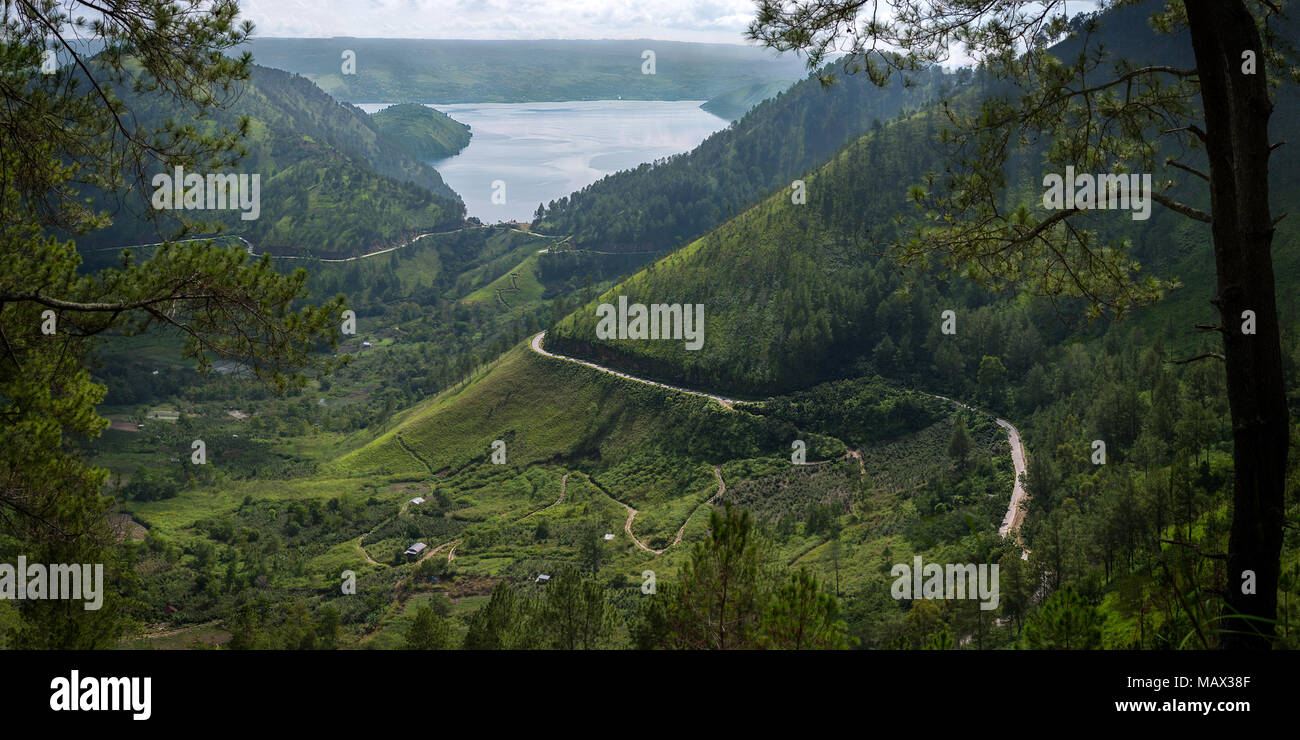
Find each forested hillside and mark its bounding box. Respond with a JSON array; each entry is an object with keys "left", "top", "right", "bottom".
[
  {"left": 75, "top": 65, "right": 465, "bottom": 259},
  {"left": 244, "top": 38, "right": 808, "bottom": 103},
  {"left": 546, "top": 6, "right": 1293, "bottom": 396},
  {"left": 535, "top": 6, "right": 1300, "bottom": 647},
  {"left": 533, "top": 62, "right": 960, "bottom": 252},
  {"left": 369, "top": 104, "right": 472, "bottom": 161},
  {"left": 38, "top": 1, "right": 1299, "bottom": 654},
  {"left": 700, "top": 79, "right": 795, "bottom": 120}
]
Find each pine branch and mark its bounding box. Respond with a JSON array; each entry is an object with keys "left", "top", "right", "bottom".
[{"left": 1151, "top": 192, "right": 1212, "bottom": 223}]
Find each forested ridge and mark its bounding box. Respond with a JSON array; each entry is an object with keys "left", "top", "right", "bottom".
[
  {"left": 369, "top": 103, "right": 472, "bottom": 161},
  {"left": 12, "top": 0, "right": 1297, "bottom": 654},
  {"left": 700, "top": 79, "right": 797, "bottom": 120},
  {"left": 534, "top": 62, "right": 960, "bottom": 252},
  {"left": 538, "top": 6, "right": 1300, "bottom": 647},
  {"left": 74, "top": 64, "right": 465, "bottom": 259},
  {"left": 244, "top": 38, "right": 808, "bottom": 103}
]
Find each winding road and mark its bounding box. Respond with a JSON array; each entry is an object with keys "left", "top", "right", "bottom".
[
  {"left": 528, "top": 331, "right": 1030, "bottom": 544},
  {"left": 520, "top": 473, "right": 568, "bottom": 520},
  {"left": 929, "top": 394, "right": 1030, "bottom": 552},
  {"left": 100, "top": 223, "right": 543, "bottom": 264},
  {"left": 603, "top": 466, "right": 727, "bottom": 555},
  {"left": 994, "top": 419, "right": 1029, "bottom": 541},
  {"left": 530, "top": 332, "right": 741, "bottom": 410}
]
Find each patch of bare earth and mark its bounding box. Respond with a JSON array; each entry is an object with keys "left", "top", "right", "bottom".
[
  {"left": 446, "top": 576, "right": 497, "bottom": 600},
  {"left": 386, "top": 482, "right": 430, "bottom": 496},
  {"left": 109, "top": 512, "right": 147, "bottom": 542}
]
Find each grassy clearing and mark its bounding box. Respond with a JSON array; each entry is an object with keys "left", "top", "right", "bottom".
[{"left": 112, "top": 327, "right": 1017, "bottom": 648}]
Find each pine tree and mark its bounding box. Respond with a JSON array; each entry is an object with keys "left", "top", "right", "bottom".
[
  {"left": 406, "top": 603, "right": 449, "bottom": 650},
  {"left": 666, "top": 504, "right": 765, "bottom": 649},
  {"left": 1, "top": 0, "right": 346, "bottom": 648},
  {"left": 1022, "top": 585, "right": 1102, "bottom": 650},
  {"left": 542, "top": 567, "right": 616, "bottom": 650},
  {"left": 948, "top": 416, "right": 973, "bottom": 471},
  {"left": 749, "top": 0, "right": 1294, "bottom": 649},
  {"left": 757, "top": 569, "right": 854, "bottom": 649},
  {"left": 462, "top": 581, "right": 522, "bottom": 649}
]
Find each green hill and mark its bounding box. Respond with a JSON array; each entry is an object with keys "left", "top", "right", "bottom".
[
  {"left": 75, "top": 65, "right": 465, "bottom": 260},
  {"left": 544, "top": 5, "right": 1300, "bottom": 398},
  {"left": 111, "top": 323, "right": 1012, "bottom": 648},
  {"left": 534, "top": 60, "right": 955, "bottom": 253},
  {"left": 700, "top": 79, "right": 798, "bottom": 120},
  {"left": 244, "top": 38, "right": 809, "bottom": 103},
  {"left": 81, "top": 3, "right": 1300, "bottom": 651},
  {"left": 370, "top": 104, "right": 472, "bottom": 161},
  {"left": 525, "top": 2, "right": 1300, "bottom": 651}
]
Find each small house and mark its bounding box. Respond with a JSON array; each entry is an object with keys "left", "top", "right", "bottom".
[
  {"left": 410, "top": 497, "right": 426, "bottom": 505},
  {"left": 535, "top": 574, "right": 551, "bottom": 584},
  {"left": 404, "top": 542, "right": 428, "bottom": 559},
  {"left": 603, "top": 533, "right": 615, "bottom": 541}
]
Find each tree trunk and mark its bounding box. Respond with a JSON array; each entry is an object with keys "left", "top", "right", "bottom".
[{"left": 1185, "top": 0, "right": 1288, "bottom": 649}]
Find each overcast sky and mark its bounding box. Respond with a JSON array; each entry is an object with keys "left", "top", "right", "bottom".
[
  {"left": 238, "top": 0, "right": 764, "bottom": 44},
  {"left": 238, "top": 0, "right": 1104, "bottom": 50}
]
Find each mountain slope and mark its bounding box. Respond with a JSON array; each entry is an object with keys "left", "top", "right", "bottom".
[
  {"left": 370, "top": 104, "right": 472, "bottom": 161},
  {"left": 244, "top": 38, "right": 809, "bottom": 103},
  {"left": 533, "top": 62, "right": 955, "bottom": 253},
  {"left": 701, "top": 79, "right": 797, "bottom": 120},
  {"left": 76, "top": 65, "right": 465, "bottom": 259},
  {"left": 543, "top": 7, "right": 1300, "bottom": 397}
]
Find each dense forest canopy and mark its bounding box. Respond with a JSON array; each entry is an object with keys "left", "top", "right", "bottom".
[
  {"left": 1, "top": 0, "right": 1296, "bottom": 661},
  {"left": 74, "top": 64, "right": 465, "bottom": 260}
]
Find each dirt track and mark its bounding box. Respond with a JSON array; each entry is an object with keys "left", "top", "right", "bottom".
[
  {"left": 530, "top": 333, "right": 1030, "bottom": 546},
  {"left": 520, "top": 473, "right": 568, "bottom": 520},
  {"left": 531, "top": 332, "right": 740, "bottom": 410},
  {"left": 929, "top": 395, "right": 1030, "bottom": 553}
]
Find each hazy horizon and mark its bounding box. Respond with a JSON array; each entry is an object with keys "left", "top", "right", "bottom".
[{"left": 239, "top": 0, "right": 765, "bottom": 45}]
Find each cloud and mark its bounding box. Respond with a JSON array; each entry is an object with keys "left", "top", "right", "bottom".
[{"left": 238, "top": 0, "right": 762, "bottom": 43}]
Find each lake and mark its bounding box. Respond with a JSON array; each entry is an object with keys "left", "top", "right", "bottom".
[{"left": 356, "top": 101, "right": 728, "bottom": 222}]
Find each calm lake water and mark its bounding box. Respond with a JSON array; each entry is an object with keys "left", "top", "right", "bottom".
[{"left": 357, "top": 101, "right": 728, "bottom": 222}]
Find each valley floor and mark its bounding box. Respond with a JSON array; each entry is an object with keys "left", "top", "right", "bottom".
[{"left": 528, "top": 331, "right": 1030, "bottom": 542}]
